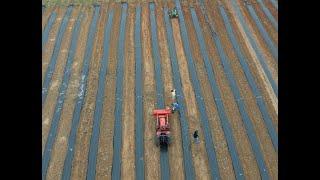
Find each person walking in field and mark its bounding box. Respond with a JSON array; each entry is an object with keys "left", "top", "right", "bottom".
[
  {"left": 193, "top": 130, "right": 199, "bottom": 144},
  {"left": 171, "top": 89, "right": 176, "bottom": 101}
]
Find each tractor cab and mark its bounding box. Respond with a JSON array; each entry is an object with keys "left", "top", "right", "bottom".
[
  {"left": 169, "top": 7, "right": 179, "bottom": 19},
  {"left": 153, "top": 108, "right": 172, "bottom": 147}
]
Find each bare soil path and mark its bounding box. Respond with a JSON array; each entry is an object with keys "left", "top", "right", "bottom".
[{"left": 141, "top": 3, "right": 160, "bottom": 180}]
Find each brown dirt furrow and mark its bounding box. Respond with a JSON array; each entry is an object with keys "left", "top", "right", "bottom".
[
  {"left": 224, "top": 4, "right": 278, "bottom": 127},
  {"left": 221, "top": 0, "right": 278, "bottom": 116},
  {"left": 233, "top": 0, "right": 278, "bottom": 80},
  {"left": 251, "top": 1, "right": 278, "bottom": 44},
  {"left": 171, "top": 11, "right": 211, "bottom": 180},
  {"left": 206, "top": 2, "right": 278, "bottom": 179},
  {"left": 250, "top": 0, "right": 277, "bottom": 45},
  {"left": 182, "top": 4, "right": 236, "bottom": 179},
  {"left": 141, "top": 3, "right": 160, "bottom": 180},
  {"left": 154, "top": 1, "right": 185, "bottom": 179},
  {"left": 46, "top": 6, "right": 88, "bottom": 180},
  {"left": 42, "top": 7, "right": 78, "bottom": 155},
  {"left": 200, "top": 1, "right": 262, "bottom": 179},
  {"left": 95, "top": 3, "right": 120, "bottom": 179},
  {"left": 265, "top": 0, "right": 278, "bottom": 20},
  {"left": 70, "top": 5, "right": 107, "bottom": 179},
  {"left": 42, "top": 7, "right": 65, "bottom": 84},
  {"left": 120, "top": 3, "right": 136, "bottom": 180}
]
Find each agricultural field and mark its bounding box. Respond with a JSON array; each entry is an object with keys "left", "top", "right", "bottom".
[{"left": 42, "top": 0, "right": 278, "bottom": 179}]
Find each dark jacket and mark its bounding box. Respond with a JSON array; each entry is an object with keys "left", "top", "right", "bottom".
[{"left": 193, "top": 130, "right": 199, "bottom": 138}]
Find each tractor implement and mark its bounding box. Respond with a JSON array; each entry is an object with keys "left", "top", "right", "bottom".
[{"left": 153, "top": 108, "right": 172, "bottom": 148}]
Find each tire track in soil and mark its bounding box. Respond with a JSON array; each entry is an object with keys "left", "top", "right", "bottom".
[
  {"left": 233, "top": 0, "right": 278, "bottom": 71},
  {"left": 141, "top": 3, "right": 160, "bottom": 180},
  {"left": 42, "top": 6, "right": 74, "bottom": 106},
  {"left": 86, "top": 4, "right": 113, "bottom": 180},
  {"left": 170, "top": 2, "right": 212, "bottom": 179},
  {"left": 196, "top": 2, "right": 262, "bottom": 179},
  {"left": 120, "top": 3, "right": 136, "bottom": 180},
  {"left": 155, "top": 2, "right": 185, "bottom": 179},
  {"left": 43, "top": 8, "right": 64, "bottom": 84},
  {"left": 220, "top": 0, "right": 278, "bottom": 116},
  {"left": 206, "top": 3, "right": 278, "bottom": 178},
  {"left": 94, "top": 3, "right": 120, "bottom": 180},
  {"left": 225, "top": 8, "right": 278, "bottom": 129},
  {"left": 45, "top": 8, "right": 85, "bottom": 180},
  {"left": 186, "top": 4, "right": 245, "bottom": 179},
  {"left": 42, "top": 7, "right": 77, "bottom": 157},
  {"left": 67, "top": 5, "right": 102, "bottom": 179}
]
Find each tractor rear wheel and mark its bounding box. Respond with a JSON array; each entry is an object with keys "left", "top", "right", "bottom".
[{"left": 155, "top": 136, "right": 160, "bottom": 147}]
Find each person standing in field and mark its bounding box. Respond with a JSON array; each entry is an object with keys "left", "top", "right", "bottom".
[
  {"left": 193, "top": 130, "right": 199, "bottom": 144},
  {"left": 171, "top": 102, "right": 180, "bottom": 113},
  {"left": 171, "top": 89, "right": 176, "bottom": 101}
]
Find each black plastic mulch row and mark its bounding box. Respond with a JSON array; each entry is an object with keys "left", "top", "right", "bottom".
[
  {"left": 245, "top": 2, "right": 278, "bottom": 61},
  {"left": 202, "top": 4, "right": 271, "bottom": 179},
  {"left": 175, "top": 0, "right": 221, "bottom": 178},
  {"left": 61, "top": 5, "right": 100, "bottom": 180},
  {"left": 149, "top": 3, "right": 171, "bottom": 180},
  {"left": 219, "top": 5, "right": 278, "bottom": 152},
  {"left": 134, "top": 6, "right": 145, "bottom": 180},
  {"left": 269, "top": 0, "right": 278, "bottom": 10},
  {"left": 230, "top": 0, "right": 278, "bottom": 98},
  {"left": 111, "top": 3, "right": 128, "bottom": 180},
  {"left": 43, "top": 11, "right": 57, "bottom": 50},
  {"left": 86, "top": 8, "right": 114, "bottom": 180},
  {"left": 42, "top": 10, "right": 84, "bottom": 180},
  {"left": 190, "top": 7, "right": 245, "bottom": 180},
  {"left": 163, "top": 7, "right": 195, "bottom": 180},
  {"left": 256, "top": 0, "right": 278, "bottom": 31},
  {"left": 42, "top": 6, "right": 73, "bottom": 106}
]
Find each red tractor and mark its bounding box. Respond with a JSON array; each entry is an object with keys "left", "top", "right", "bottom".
[{"left": 153, "top": 107, "right": 172, "bottom": 147}]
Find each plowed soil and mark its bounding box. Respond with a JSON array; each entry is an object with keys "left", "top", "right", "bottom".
[
  {"left": 70, "top": 5, "right": 106, "bottom": 179},
  {"left": 42, "top": 7, "right": 75, "bottom": 155},
  {"left": 154, "top": 1, "right": 185, "bottom": 179},
  {"left": 42, "top": 1, "right": 278, "bottom": 179},
  {"left": 141, "top": 3, "right": 160, "bottom": 180}
]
